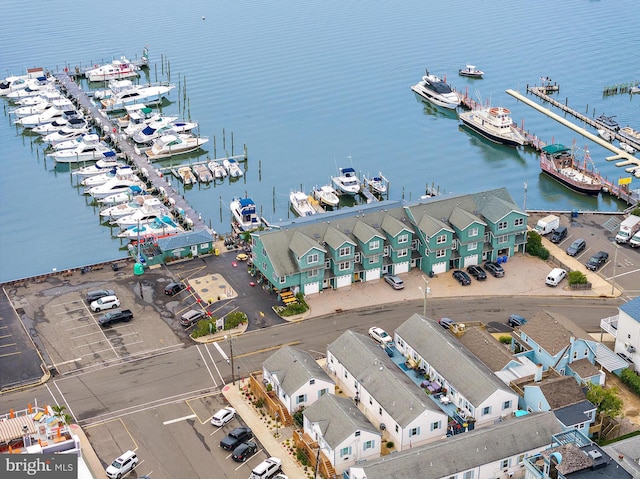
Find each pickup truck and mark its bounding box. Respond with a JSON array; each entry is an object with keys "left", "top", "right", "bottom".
[
  {"left": 98, "top": 309, "right": 133, "bottom": 326},
  {"left": 220, "top": 426, "right": 253, "bottom": 450}
]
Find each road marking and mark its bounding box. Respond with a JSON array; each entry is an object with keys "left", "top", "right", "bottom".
[
  {"left": 213, "top": 341, "right": 228, "bottom": 361},
  {"left": 205, "top": 343, "right": 225, "bottom": 384},
  {"left": 163, "top": 414, "right": 196, "bottom": 425},
  {"left": 196, "top": 345, "right": 218, "bottom": 388},
  {"left": 0, "top": 351, "right": 20, "bottom": 358},
  {"left": 53, "top": 381, "right": 78, "bottom": 423},
  {"left": 53, "top": 358, "right": 83, "bottom": 367}
]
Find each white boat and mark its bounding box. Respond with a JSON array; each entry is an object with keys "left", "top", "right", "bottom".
[
  {"left": 86, "top": 177, "right": 144, "bottom": 199},
  {"left": 117, "top": 216, "right": 183, "bottom": 240},
  {"left": 192, "top": 164, "right": 213, "bottom": 183},
  {"left": 42, "top": 119, "right": 90, "bottom": 145},
  {"left": 132, "top": 119, "right": 198, "bottom": 144},
  {"left": 458, "top": 65, "right": 484, "bottom": 78},
  {"left": 459, "top": 106, "right": 525, "bottom": 146},
  {"left": 85, "top": 57, "right": 139, "bottom": 82},
  {"left": 31, "top": 110, "right": 84, "bottom": 135},
  {"left": 14, "top": 89, "right": 64, "bottom": 107},
  {"left": 145, "top": 134, "right": 209, "bottom": 161},
  {"left": 16, "top": 104, "right": 80, "bottom": 128},
  {"left": 631, "top": 86, "right": 640, "bottom": 95},
  {"left": 114, "top": 198, "right": 168, "bottom": 227},
  {"left": 48, "top": 139, "right": 116, "bottom": 164},
  {"left": 51, "top": 133, "right": 101, "bottom": 151},
  {"left": 363, "top": 173, "right": 388, "bottom": 195},
  {"left": 99, "top": 195, "right": 158, "bottom": 219},
  {"left": 177, "top": 166, "right": 197, "bottom": 185},
  {"left": 312, "top": 184, "right": 340, "bottom": 208},
  {"left": 81, "top": 165, "right": 136, "bottom": 187},
  {"left": 230, "top": 197, "right": 260, "bottom": 231},
  {"left": 620, "top": 142, "right": 638, "bottom": 155},
  {"left": 223, "top": 158, "right": 243, "bottom": 177},
  {"left": 0, "top": 67, "right": 44, "bottom": 96},
  {"left": 12, "top": 97, "right": 73, "bottom": 118},
  {"left": 331, "top": 167, "right": 361, "bottom": 195},
  {"left": 97, "top": 185, "right": 145, "bottom": 205},
  {"left": 6, "top": 76, "right": 57, "bottom": 100},
  {"left": 597, "top": 128, "right": 615, "bottom": 142},
  {"left": 99, "top": 81, "right": 176, "bottom": 112},
  {"left": 619, "top": 126, "right": 640, "bottom": 150},
  {"left": 72, "top": 155, "right": 123, "bottom": 178},
  {"left": 411, "top": 70, "right": 460, "bottom": 110},
  {"left": 290, "top": 191, "right": 317, "bottom": 217},
  {"left": 208, "top": 160, "right": 227, "bottom": 179}
]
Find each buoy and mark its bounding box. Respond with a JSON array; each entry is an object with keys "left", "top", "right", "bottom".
[{"left": 202, "top": 16, "right": 205, "bottom": 20}]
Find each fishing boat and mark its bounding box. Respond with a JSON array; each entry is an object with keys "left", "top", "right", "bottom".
[
  {"left": 290, "top": 190, "right": 317, "bottom": 217},
  {"left": 84, "top": 57, "right": 139, "bottom": 82},
  {"left": 145, "top": 134, "right": 209, "bottom": 161},
  {"left": 117, "top": 216, "right": 183, "bottom": 240},
  {"left": 208, "top": 160, "right": 227, "bottom": 179},
  {"left": 363, "top": 173, "right": 388, "bottom": 195},
  {"left": 331, "top": 167, "right": 361, "bottom": 195},
  {"left": 177, "top": 166, "right": 197, "bottom": 185},
  {"left": 411, "top": 69, "right": 460, "bottom": 110},
  {"left": 597, "top": 128, "right": 615, "bottom": 142},
  {"left": 192, "top": 163, "right": 213, "bottom": 183},
  {"left": 312, "top": 184, "right": 340, "bottom": 208},
  {"left": 618, "top": 126, "right": 640, "bottom": 150},
  {"left": 540, "top": 144, "right": 602, "bottom": 196},
  {"left": 459, "top": 106, "right": 525, "bottom": 146},
  {"left": 593, "top": 114, "right": 619, "bottom": 132},
  {"left": 230, "top": 197, "right": 260, "bottom": 231},
  {"left": 223, "top": 158, "right": 244, "bottom": 178},
  {"left": 458, "top": 65, "right": 484, "bottom": 78}
]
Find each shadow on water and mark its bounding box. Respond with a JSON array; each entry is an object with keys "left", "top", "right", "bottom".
[
  {"left": 413, "top": 95, "right": 459, "bottom": 120},
  {"left": 459, "top": 125, "right": 527, "bottom": 166}
]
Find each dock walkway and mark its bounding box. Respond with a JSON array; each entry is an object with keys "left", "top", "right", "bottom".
[{"left": 55, "top": 72, "right": 213, "bottom": 233}]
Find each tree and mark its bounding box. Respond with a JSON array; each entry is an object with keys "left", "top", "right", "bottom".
[
  {"left": 525, "top": 231, "right": 549, "bottom": 260},
  {"left": 586, "top": 384, "right": 623, "bottom": 418},
  {"left": 51, "top": 405, "right": 73, "bottom": 426}
]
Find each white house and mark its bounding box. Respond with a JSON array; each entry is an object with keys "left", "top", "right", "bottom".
[
  {"left": 394, "top": 314, "right": 520, "bottom": 426},
  {"left": 326, "top": 330, "right": 449, "bottom": 451},
  {"left": 304, "top": 393, "right": 381, "bottom": 472},
  {"left": 603, "top": 296, "right": 640, "bottom": 372},
  {"left": 262, "top": 346, "right": 335, "bottom": 414}
]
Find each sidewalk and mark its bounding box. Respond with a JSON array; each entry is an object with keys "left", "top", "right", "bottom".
[{"left": 222, "top": 379, "right": 306, "bottom": 479}]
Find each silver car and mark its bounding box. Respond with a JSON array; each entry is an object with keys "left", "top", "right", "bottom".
[{"left": 383, "top": 274, "right": 404, "bottom": 290}]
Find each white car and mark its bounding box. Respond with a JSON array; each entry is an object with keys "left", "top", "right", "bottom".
[
  {"left": 90, "top": 295, "right": 120, "bottom": 312},
  {"left": 368, "top": 326, "right": 392, "bottom": 344},
  {"left": 105, "top": 450, "right": 138, "bottom": 479},
  {"left": 211, "top": 406, "right": 236, "bottom": 427}
]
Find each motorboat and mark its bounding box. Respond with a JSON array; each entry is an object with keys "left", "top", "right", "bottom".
[
  {"left": 0, "top": 67, "right": 44, "bottom": 96},
  {"left": 81, "top": 165, "right": 136, "bottom": 188},
  {"left": 597, "top": 129, "right": 614, "bottom": 142},
  {"left": 6, "top": 76, "right": 57, "bottom": 100},
  {"left": 132, "top": 119, "right": 198, "bottom": 144},
  {"left": 11, "top": 97, "right": 73, "bottom": 118},
  {"left": 458, "top": 65, "right": 484, "bottom": 78},
  {"left": 230, "top": 197, "right": 260, "bottom": 231},
  {"left": 72, "top": 155, "right": 123, "bottom": 178},
  {"left": 192, "top": 164, "right": 213, "bottom": 183},
  {"left": 618, "top": 126, "right": 640, "bottom": 150},
  {"left": 363, "top": 173, "right": 388, "bottom": 195},
  {"left": 620, "top": 142, "right": 638, "bottom": 155},
  {"left": 51, "top": 133, "right": 102, "bottom": 151},
  {"left": 631, "top": 86, "right": 640, "bottom": 95},
  {"left": 42, "top": 119, "right": 90, "bottom": 145},
  {"left": 99, "top": 195, "right": 159, "bottom": 220},
  {"left": 114, "top": 198, "right": 169, "bottom": 228},
  {"left": 86, "top": 177, "right": 144, "bottom": 199},
  {"left": 312, "top": 184, "right": 340, "bottom": 208},
  {"left": 145, "top": 134, "right": 209, "bottom": 160},
  {"left": 97, "top": 185, "right": 145, "bottom": 205},
  {"left": 208, "top": 160, "right": 227, "bottom": 179},
  {"left": 593, "top": 114, "right": 619, "bottom": 132},
  {"left": 31, "top": 110, "right": 84, "bottom": 135},
  {"left": 411, "top": 70, "right": 460, "bottom": 110},
  {"left": 15, "top": 104, "right": 80, "bottom": 128},
  {"left": 290, "top": 191, "right": 317, "bottom": 217},
  {"left": 117, "top": 216, "right": 182, "bottom": 240},
  {"left": 99, "top": 81, "right": 176, "bottom": 112},
  {"left": 84, "top": 57, "right": 140, "bottom": 82},
  {"left": 222, "top": 158, "right": 243, "bottom": 178},
  {"left": 540, "top": 144, "right": 602, "bottom": 195},
  {"left": 14, "top": 89, "right": 64, "bottom": 107},
  {"left": 331, "top": 167, "right": 361, "bottom": 195},
  {"left": 177, "top": 166, "right": 197, "bottom": 185},
  {"left": 48, "top": 138, "right": 116, "bottom": 164},
  {"left": 459, "top": 106, "right": 525, "bottom": 146}
]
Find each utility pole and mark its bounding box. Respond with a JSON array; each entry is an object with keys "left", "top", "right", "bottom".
[{"left": 225, "top": 334, "right": 235, "bottom": 385}]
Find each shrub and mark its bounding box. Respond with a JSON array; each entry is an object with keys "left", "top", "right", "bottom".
[
  {"left": 280, "top": 302, "right": 308, "bottom": 317},
  {"left": 296, "top": 448, "right": 309, "bottom": 466},
  {"left": 498, "top": 335, "right": 512, "bottom": 344},
  {"left": 254, "top": 398, "right": 264, "bottom": 408},
  {"left": 567, "top": 270, "right": 588, "bottom": 285},
  {"left": 620, "top": 369, "right": 640, "bottom": 396},
  {"left": 224, "top": 311, "right": 248, "bottom": 330},
  {"left": 526, "top": 231, "right": 550, "bottom": 260},
  {"left": 386, "top": 441, "right": 394, "bottom": 449},
  {"left": 191, "top": 317, "right": 217, "bottom": 338},
  {"left": 293, "top": 407, "right": 305, "bottom": 427}
]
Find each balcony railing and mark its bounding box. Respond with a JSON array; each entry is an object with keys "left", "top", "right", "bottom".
[{"left": 600, "top": 315, "right": 619, "bottom": 337}]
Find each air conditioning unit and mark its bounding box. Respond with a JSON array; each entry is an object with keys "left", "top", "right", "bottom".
[{"left": 628, "top": 345, "right": 636, "bottom": 353}]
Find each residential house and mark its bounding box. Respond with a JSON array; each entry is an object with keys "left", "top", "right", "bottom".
[
  {"left": 345, "top": 411, "right": 563, "bottom": 479},
  {"left": 394, "top": 314, "right": 520, "bottom": 426},
  {"left": 303, "top": 393, "right": 381, "bottom": 473},
  {"left": 326, "top": 330, "right": 449, "bottom": 450},
  {"left": 262, "top": 346, "right": 335, "bottom": 415},
  {"left": 600, "top": 295, "right": 640, "bottom": 373}
]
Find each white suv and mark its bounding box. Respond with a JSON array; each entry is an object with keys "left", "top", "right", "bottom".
[
  {"left": 105, "top": 450, "right": 138, "bottom": 479},
  {"left": 91, "top": 295, "right": 120, "bottom": 312}
]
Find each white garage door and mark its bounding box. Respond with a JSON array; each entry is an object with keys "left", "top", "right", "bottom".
[
  {"left": 365, "top": 268, "right": 381, "bottom": 282},
  {"left": 303, "top": 282, "right": 320, "bottom": 295},
  {"left": 394, "top": 262, "right": 409, "bottom": 274},
  {"left": 335, "top": 274, "right": 351, "bottom": 288},
  {"left": 463, "top": 255, "right": 480, "bottom": 268},
  {"left": 432, "top": 262, "right": 447, "bottom": 274}
]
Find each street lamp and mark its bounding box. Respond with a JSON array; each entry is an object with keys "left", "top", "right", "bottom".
[
  {"left": 418, "top": 277, "right": 431, "bottom": 317},
  {"left": 225, "top": 334, "right": 235, "bottom": 385}
]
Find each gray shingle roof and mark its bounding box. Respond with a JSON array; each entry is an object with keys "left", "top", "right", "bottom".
[
  {"left": 475, "top": 195, "right": 519, "bottom": 223},
  {"left": 457, "top": 326, "right": 515, "bottom": 372},
  {"left": 304, "top": 394, "right": 380, "bottom": 448},
  {"left": 353, "top": 412, "right": 562, "bottom": 479},
  {"left": 263, "top": 346, "right": 334, "bottom": 396},
  {"left": 395, "top": 314, "right": 514, "bottom": 404},
  {"left": 519, "top": 310, "right": 590, "bottom": 356},
  {"left": 289, "top": 231, "right": 325, "bottom": 261},
  {"left": 536, "top": 376, "right": 587, "bottom": 410},
  {"left": 327, "top": 330, "right": 443, "bottom": 427},
  {"left": 352, "top": 220, "right": 383, "bottom": 244},
  {"left": 416, "top": 213, "right": 452, "bottom": 237},
  {"left": 449, "top": 206, "right": 486, "bottom": 231},
  {"left": 324, "top": 226, "right": 356, "bottom": 250}
]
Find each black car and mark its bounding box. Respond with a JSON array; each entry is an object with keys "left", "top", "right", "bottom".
[
  {"left": 231, "top": 441, "right": 258, "bottom": 462},
  {"left": 586, "top": 251, "right": 609, "bottom": 271},
  {"left": 466, "top": 265, "right": 487, "bottom": 280},
  {"left": 85, "top": 289, "right": 115, "bottom": 303},
  {"left": 566, "top": 239, "right": 586, "bottom": 257},
  {"left": 484, "top": 261, "right": 505, "bottom": 278},
  {"left": 550, "top": 226, "right": 568, "bottom": 244},
  {"left": 164, "top": 281, "right": 185, "bottom": 296},
  {"left": 220, "top": 426, "right": 253, "bottom": 450},
  {"left": 452, "top": 270, "right": 471, "bottom": 285},
  {"left": 98, "top": 309, "right": 133, "bottom": 326}
]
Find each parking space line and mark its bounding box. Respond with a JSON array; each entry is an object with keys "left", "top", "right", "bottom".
[
  {"left": 0, "top": 334, "right": 12, "bottom": 339},
  {"left": 0, "top": 351, "right": 20, "bottom": 358},
  {"left": 65, "top": 323, "right": 102, "bottom": 332},
  {"left": 196, "top": 344, "right": 218, "bottom": 388},
  {"left": 205, "top": 343, "right": 225, "bottom": 385},
  {"left": 60, "top": 313, "right": 90, "bottom": 322},
  {"left": 162, "top": 414, "right": 197, "bottom": 425},
  {"left": 0, "top": 343, "right": 17, "bottom": 348},
  {"left": 53, "top": 380, "right": 78, "bottom": 423},
  {"left": 51, "top": 300, "right": 85, "bottom": 310},
  {"left": 70, "top": 330, "right": 109, "bottom": 339},
  {"left": 234, "top": 450, "right": 263, "bottom": 470}
]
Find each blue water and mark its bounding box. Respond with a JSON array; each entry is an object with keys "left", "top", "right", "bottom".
[{"left": 1, "top": 0, "right": 639, "bottom": 282}]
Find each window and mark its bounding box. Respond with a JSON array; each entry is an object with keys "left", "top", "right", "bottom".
[
  {"left": 369, "top": 397, "right": 373, "bottom": 405},
  {"left": 431, "top": 421, "right": 441, "bottom": 431},
  {"left": 436, "top": 234, "right": 447, "bottom": 244},
  {"left": 340, "top": 446, "right": 351, "bottom": 458},
  {"left": 262, "top": 262, "right": 267, "bottom": 271},
  {"left": 435, "top": 249, "right": 446, "bottom": 258},
  {"left": 514, "top": 218, "right": 524, "bottom": 227},
  {"left": 497, "top": 235, "right": 508, "bottom": 244},
  {"left": 325, "top": 260, "right": 331, "bottom": 269},
  {"left": 397, "top": 249, "right": 408, "bottom": 258},
  {"left": 379, "top": 407, "right": 382, "bottom": 415},
  {"left": 503, "top": 400, "right": 512, "bottom": 410},
  {"left": 296, "top": 394, "right": 307, "bottom": 404},
  {"left": 395, "top": 425, "right": 399, "bottom": 433},
  {"left": 369, "top": 240, "right": 380, "bottom": 250},
  {"left": 468, "top": 241, "right": 478, "bottom": 251},
  {"left": 339, "top": 246, "right": 351, "bottom": 257},
  {"left": 409, "top": 427, "right": 420, "bottom": 437},
  {"left": 355, "top": 431, "right": 360, "bottom": 437},
  {"left": 501, "top": 459, "right": 509, "bottom": 469},
  {"left": 469, "top": 227, "right": 478, "bottom": 237},
  {"left": 463, "top": 471, "right": 474, "bottom": 479},
  {"left": 363, "top": 440, "right": 375, "bottom": 450},
  {"left": 339, "top": 261, "right": 350, "bottom": 271},
  {"left": 498, "top": 221, "right": 508, "bottom": 230},
  {"left": 369, "top": 255, "right": 379, "bottom": 264},
  {"left": 573, "top": 351, "right": 578, "bottom": 360},
  {"left": 482, "top": 406, "right": 491, "bottom": 416},
  {"left": 262, "top": 247, "right": 266, "bottom": 256},
  {"left": 309, "top": 379, "right": 315, "bottom": 385},
  {"left": 307, "top": 253, "right": 319, "bottom": 264},
  {"left": 517, "top": 454, "right": 525, "bottom": 464},
  {"left": 318, "top": 389, "right": 327, "bottom": 398},
  {"left": 398, "top": 234, "right": 409, "bottom": 244},
  {"left": 344, "top": 371, "right": 348, "bottom": 378},
  {"left": 307, "top": 269, "right": 319, "bottom": 278},
  {"left": 279, "top": 276, "right": 286, "bottom": 284}
]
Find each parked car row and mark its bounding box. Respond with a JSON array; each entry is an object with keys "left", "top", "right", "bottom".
[
  {"left": 451, "top": 261, "right": 506, "bottom": 286},
  {"left": 85, "top": 289, "right": 134, "bottom": 327}
]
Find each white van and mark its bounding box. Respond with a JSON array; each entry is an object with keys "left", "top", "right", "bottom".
[{"left": 545, "top": 268, "right": 567, "bottom": 287}]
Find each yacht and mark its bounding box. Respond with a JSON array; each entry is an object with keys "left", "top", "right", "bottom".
[
  {"left": 132, "top": 119, "right": 198, "bottom": 144},
  {"left": 290, "top": 191, "right": 317, "bottom": 217},
  {"left": 145, "top": 134, "right": 209, "bottom": 161},
  {"left": 86, "top": 177, "right": 144, "bottom": 199},
  {"left": 117, "top": 216, "right": 182, "bottom": 240},
  {"left": 42, "top": 119, "right": 90, "bottom": 145},
  {"left": 72, "top": 155, "right": 123, "bottom": 178},
  {"left": 85, "top": 57, "right": 139, "bottom": 82},
  {"left": 459, "top": 106, "right": 525, "bottom": 146},
  {"left": 331, "top": 167, "right": 361, "bottom": 196},
  {"left": 411, "top": 70, "right": 460, "bottom": 109},
  {"left": 48, "top": 138, "right": 115, "bottom": 163},
  {"left": 99, "top": 195, "right": 159, "bottom": 220},
  {"left": 114, "top": 199, "right": 169, "bottom": 228},
  {"left": 99, "top": 80, "right": 176, "bottom": 112},
  {"left": 230, "top": 197, "right": 261, "bottom": 231}
]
